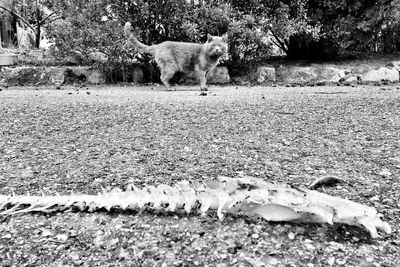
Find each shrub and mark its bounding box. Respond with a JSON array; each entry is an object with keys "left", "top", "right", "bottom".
[{"left": 227, "top": 14, "right": 272, "bottom": 67}]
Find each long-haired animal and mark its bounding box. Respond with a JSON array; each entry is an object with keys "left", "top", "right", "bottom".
[{"left": 124, "top": 22, "right": 228, "bottom": 91}]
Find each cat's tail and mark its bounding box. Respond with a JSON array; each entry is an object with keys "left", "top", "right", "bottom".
[{"left": 124, "top": 22, "right": 155, "bottom": 54}]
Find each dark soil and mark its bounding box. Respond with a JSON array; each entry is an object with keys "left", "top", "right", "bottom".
[{"left": 0, "top": 85, "right": 399, "bottom": 266}]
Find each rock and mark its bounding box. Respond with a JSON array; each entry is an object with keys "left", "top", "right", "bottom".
[
  {"left": 378, "top": 169, "right": 392, "bottom": 178},
  {"left": 131, "top": 66, "right": 144, "bottom": 84},
  {"left": 361, "top": 67, "right": 399, "bottom": 82},
  {"left": 387, "top": 61, "right": 400, "bottom": 71},
  {"left": 89, "top": 52, "right": 108, "bottom": 62},
  {"left": 48, "top": 67, "right": 65, "bottom": 85},
  {"left": 207, "top": 66, "right": 230, "bottom": 84},
  {"left": 177, "top": 66, "right": 230, "bottom": 85},
  {"left": 87, "top": 69, "right": 106, "bottom": 84},
  {"left": 276, "top": 66, "right": 318, "bottom": 84},
  {"left": 315, "top": 66, "right": 346, "bottom": 82},
  {"left": 276, "top": 65, "right": 347, "bottom": 84},
  {"left": 339, "top": 74, "right": 359, "bottom": 83},
  {"left": 1, "top": 67, "right": 47, "bottom": 85},
  {"left": 66, "top": 67, "right": 106, "bottom": 84},
  {"left": 288, "top": 232, "right": 296, "bottom": 240},
  {"left": 64, "top": 54, "right": 82, "bottom": 65},
  {"left": 250, "top": 66, "right": 276, "bottom": 84},
  {"left": 1, "top": 67, "right": 67, "bottom": 86}
]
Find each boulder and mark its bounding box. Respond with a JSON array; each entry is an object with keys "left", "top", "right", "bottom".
[
  {"left": 208, "top": 66, "right": 230, "bottom": 84},
  {"left": 48, "top": 67, "right": 65, "bottom": 85},
  {"left": 66, "top": 67, "right": 106, "bottom": 84},
  {"left": 0, "top": 66, "right": 64, "bottom": 85},
  {"left": 131, "top": 66, "right": 144, "bottom": 84},
  {"left": 175, "top": 66, "right": 230, "bottom": 85},
  {"left": 250, "top": 67, "right": 276, "bottom": 84},
  {"left": 387, "top": 61, "right": 400, "bottom": 71},
  {"left": 276, "top": 66, "right": 347, "bottom": 84},
  {"left": 339, "top": 75, "right": 359, "bottom": 83},
  {"left": 361, "top": 67, "right": 399, "bottom": 82},
  {"left": 315, "top": 67, "right": 346, "bottom": 82},
  {"left": 87, "top": 70, "right": 106, "bottom": 84},
  {"left": 276, "top": 66, "right": 317, "bottom": 84}
]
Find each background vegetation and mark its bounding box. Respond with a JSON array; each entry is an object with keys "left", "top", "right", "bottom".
[{"left": 2, "top": 0, "right": 400, "bottom": 81}]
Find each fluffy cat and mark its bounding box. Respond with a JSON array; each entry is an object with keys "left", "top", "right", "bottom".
[{"left": 124, "top": 22, "right": 228, "bottom": 91}]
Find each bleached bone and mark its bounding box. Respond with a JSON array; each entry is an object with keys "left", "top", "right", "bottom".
[{"left": 0, "top": 176, "right": 391, "bottom": 238}]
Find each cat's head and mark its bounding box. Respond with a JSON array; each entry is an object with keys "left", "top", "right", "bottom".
[{"left": 205, "top": 34, "right": 228, "bottom": 60}]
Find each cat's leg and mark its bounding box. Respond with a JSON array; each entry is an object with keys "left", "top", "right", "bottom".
[
  {"left": 160, "top": 69, "right": 176, "bottom": 91},
  {"left": 195, "top": 68, "right": 208, "bottom": 91},
  {"left": 156, "top": 56, "right": 177, "bottom": 91}
]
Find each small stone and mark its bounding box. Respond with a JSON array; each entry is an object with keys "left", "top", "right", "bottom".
[
  {"left": 369, "top": 195, "right": 380, "bottom": 202},
  {"left": 378, "top": 169, "right": 392, "bottom": 177},
  {"left": 304, "top": 239, "right": 315, "bottom": 250},
  {"left": 227, "top": 246, "right": 237, "bottom": 254},
  {"left": 327, "top": 257, "right": 335, "bottom": 266},
  {"left": 234, "top": 240, "right": 243, "bottom": 249},
  {"left": 68, "top": 230, "right": 78, "bottom": 237},
  {"left": 352, "top": 237, "right": 360, "bottom": 242},
  {"left": 69, "top": 251, "right": 80, "bottom": 261},
  {"left": 251, "top": 233, "right": 259, "bottom": 239},
  {"left": 267, "top": 258, "right": 280, "bottom": 266},
  {"left": 41, "top": 229, "right": 53, "bottom": 237},
  {"left": 136, "top": 242, "right": 147, "bottom": 249},
  {"left": 1, "top": 234, "right": 12, "bottom": 239},
  {"left": 287, "top": 232, "right": 295, "bottom": 240},
  {"left": 382, "top": 198, "right": 394, "bottom": 206},
  {"left": 56, "top": 234, "right": 69, "bottom": 241}
]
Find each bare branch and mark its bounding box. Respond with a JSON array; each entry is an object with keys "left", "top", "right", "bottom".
[{"left": 0, "top": 4, "right": 35, "bottom": 32}]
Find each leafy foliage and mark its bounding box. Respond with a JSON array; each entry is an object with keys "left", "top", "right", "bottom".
[
  {"left": 227, "top": 14, "right": 271, "bottom": 66},
  {"left": 37, "top": 0, "right": 400, "bottom": 75}
]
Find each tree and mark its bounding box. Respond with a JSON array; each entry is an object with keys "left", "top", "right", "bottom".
[{"left": 0, "top": 0, "right": 58, "bottom": 48}]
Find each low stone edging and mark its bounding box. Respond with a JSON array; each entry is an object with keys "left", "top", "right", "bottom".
[{"left": 1, "top": 61, "right": 400, "bottom": 86}]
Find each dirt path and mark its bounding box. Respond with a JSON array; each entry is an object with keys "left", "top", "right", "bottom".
[{"left": 0, "top": 85, "right": 399, "bottom": 266}]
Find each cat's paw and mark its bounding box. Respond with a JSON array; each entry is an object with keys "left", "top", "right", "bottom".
[{"left": 200, "top": 87, "right": 208, "bottom": 91}]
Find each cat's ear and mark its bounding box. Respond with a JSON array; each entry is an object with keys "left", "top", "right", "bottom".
[
  {"left": 222, "top": 33, "right": 228, "bottom": 43},
  {"left": 207, "top": 34, "right": 213, "bottom": 42}
]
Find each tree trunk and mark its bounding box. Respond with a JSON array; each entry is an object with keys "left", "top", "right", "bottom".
[{"left": 35, "top": 1, "right": 40, "bottom": 48}]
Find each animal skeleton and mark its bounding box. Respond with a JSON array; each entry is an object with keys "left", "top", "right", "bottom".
[{"left": 0, "top": 176, "right": 391, "bottom": 238}]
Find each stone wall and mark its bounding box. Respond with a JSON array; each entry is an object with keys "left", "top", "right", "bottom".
[{"left": 2, "top": 61, "right": 400, "bottom": 87}]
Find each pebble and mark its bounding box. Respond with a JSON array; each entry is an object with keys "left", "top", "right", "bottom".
[
  {"left": 378, "top": 169, "right": 392, "bottom": 177},
  {"left": 227, "top": 246, "right": 237, "bottom": 254},
  {"left": 288, "top": 232, "right": 296, "bottom": 240},
  {"left": 251, "top": 233, "right": 259, "bottom": 239},
  {"left": 370, "top": 195, "right": 380, "bottom": 201},
  {"left": 41, "top": 229, "right": 53, "bottom": 237},
  {"left": 136, "top": 241, "right": 147, "bottom": 249},
  {"left": 1, "top": 234, "right": 12, "bottom": 239},
  {"left": 327, "top": 257, "right": 335, "bottom": 266},
  {"left": 56, "top": 234, "right": 68, "bottom": 241},
  {"left": 304, "top": 243, "right": 315, "bottom": 250}
]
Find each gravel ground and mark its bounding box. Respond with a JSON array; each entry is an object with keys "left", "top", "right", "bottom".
[{"left": 0, "top": 85, "right": 399, "bottom": 266}]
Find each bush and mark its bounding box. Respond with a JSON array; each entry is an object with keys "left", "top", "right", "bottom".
[
  {"left": 44, "top": 0, "right": 400, "bottom": 81},
  {"left": 45, "top": 1, "right": 137, "bottom": 82},
  {"left": 46, "top": 0, "right": 267, "bottom": 82},
  {"left": 227, "top": 14, "right": 272, "bottom": 66}
]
